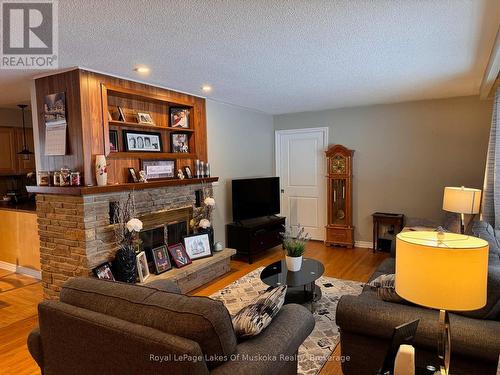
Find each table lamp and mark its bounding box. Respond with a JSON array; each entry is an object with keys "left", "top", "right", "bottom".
[
  {"left": 442, "top": 186, "right": 481, "bottom": 233},
  {"left": 396, "top": 231, "right": 489, "bottom": 375}
]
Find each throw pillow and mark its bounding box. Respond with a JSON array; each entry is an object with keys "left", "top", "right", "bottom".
[
  {"left": 232, "top": 285, "right": 287, "bottom": 338},
  {"left": 368, "top": 274, "right": 406, "bottom": 304}
]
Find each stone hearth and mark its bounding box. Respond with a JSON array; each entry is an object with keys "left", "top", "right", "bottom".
[{"left": 35, "top": 183, "right": 213, "bottom": 299}]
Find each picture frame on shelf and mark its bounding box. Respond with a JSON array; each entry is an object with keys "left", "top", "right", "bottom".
[
  {"left": 151, "top": 245, "right": 172, "bottom": 274},
  {"left": 168, "top": 243, "right": 192, "bottom": 268},
  {"left": 128, "top": 167, "right": 138, "bottom": 183},
  {"left": 183, "top": 233, "right": 212, "bottom": 260},
  {"left": 136, "top": 251, "right": 150, "bottom": 282},
  {"left": 117, "top": 106, "right": 126, "bottom": 122},
  {"left": 92, "top": 262, "right": 115, "bottom": 280},
  {"left": 140, "top": 159, "right": 176, "bottom": 180},
  {"left": 137, "top": 112, "right": 155, "bottom": 125},
  {"left": 123, "top": 130, "right": 162, "bottom": 152},
  {"left": 169, "top": 107, "right": 190, "bottom": 128},
  {"left": 171, "top": 133, "right": 189, "bottom": 153},
  {"left": 183, "top": 166, "right": 192, "bottom": 179},
  {"left": 109, "top": 130, "right": 119, "bottom": 152}
]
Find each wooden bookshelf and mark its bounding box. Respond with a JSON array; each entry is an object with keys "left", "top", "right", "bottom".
[{"left": 34, "top": 68, "right": 208, "bottom": 186}]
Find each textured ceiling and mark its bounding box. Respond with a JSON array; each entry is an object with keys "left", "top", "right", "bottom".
[{"left": 0, "top": 0, "right": 498, "bottom": 114}]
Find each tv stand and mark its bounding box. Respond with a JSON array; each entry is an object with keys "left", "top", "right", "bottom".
[{"left": 227, "top": 216, "right": 285, "bottom": 264}]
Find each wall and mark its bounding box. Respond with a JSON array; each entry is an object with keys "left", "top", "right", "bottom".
[
  {"left": 0, "top": 108, "right": 32, "bottom": 128},
  {"left": 206, "top": 100, "right": 275, "bottom": 245},
  {"left": 274, "top": 96, "right": 493, "bottom": 242}
]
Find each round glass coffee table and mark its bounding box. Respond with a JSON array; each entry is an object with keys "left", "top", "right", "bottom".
[{"left": 260, "top": 258, "right": 324, "bottom": 309}]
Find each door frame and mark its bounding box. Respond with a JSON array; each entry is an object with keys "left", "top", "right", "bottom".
[{"left": 274, "top": 127, "right": 329, "bottom": 238}]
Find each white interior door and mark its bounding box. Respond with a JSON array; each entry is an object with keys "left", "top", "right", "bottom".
[{"left": 276, "top": 128, "right": 328, "bottom": 240}]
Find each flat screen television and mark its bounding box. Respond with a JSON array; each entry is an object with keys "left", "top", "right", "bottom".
[{"left": 232, "top": 177, "right": 280, "bottom": 221}]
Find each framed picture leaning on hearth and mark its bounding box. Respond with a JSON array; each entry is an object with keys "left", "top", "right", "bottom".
[
  {"left": 151, "top": 245, "right": 172, "bottom": 274},
  {"left": 168, "top": 243, "right": 192, "bottom": 268},
  {"left": 93, "top": 262, "right": 115, "bottom": 280},
  {"left": 183, "top": 233, "right": 212, "bottom": 260},
  {"left": 140, "top": 159, "right": 176, "bottom": 180},
  {"left": 170, "top": 133, "right": 189, "bottom": 153},
  {"left": 136, "top": 251, "right": 150, "bottom": 282},
  {"left": 123, "top": 130, "right": 162, "bottom": 152}
]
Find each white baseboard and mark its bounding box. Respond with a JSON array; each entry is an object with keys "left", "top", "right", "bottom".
[
  {"left": 0, "top": 261, "right": 41, "bottom": 280},
  {"left": 355, "top": 240, "right": 373, "bottom": 249}
]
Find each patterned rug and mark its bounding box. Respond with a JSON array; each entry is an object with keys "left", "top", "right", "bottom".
[{"left": 210, "top": 267, "right": 364, "bottom": 375}]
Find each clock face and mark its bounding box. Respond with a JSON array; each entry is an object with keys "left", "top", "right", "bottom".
[{"left": 331, "top": 155, "right": 346, "bottom": 174}]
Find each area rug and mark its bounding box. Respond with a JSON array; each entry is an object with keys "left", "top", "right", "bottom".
[{"left": 210, "top": 267, "right": 364, "bottom": 375}]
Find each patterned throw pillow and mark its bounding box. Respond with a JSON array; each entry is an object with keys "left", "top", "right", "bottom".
[
  {"left": 232, "top": 285, "right": 287, "bottom": 338},
  {"left": 368, "top": 274, "right": 406, "bottom": 303}
]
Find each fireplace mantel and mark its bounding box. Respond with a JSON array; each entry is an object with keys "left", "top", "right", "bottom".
[{"left": 27, "top": 177, "right": 218, "bottom": 196}]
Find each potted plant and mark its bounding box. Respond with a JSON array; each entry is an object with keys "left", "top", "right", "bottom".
[
  {"left": 190, "top": 190, "right": 216, "bottom": 250},
  {"left": 282, "top": 224, "right": 310, "bottom": 272}
]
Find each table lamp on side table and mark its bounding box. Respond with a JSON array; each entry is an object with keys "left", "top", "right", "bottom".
[
  {"left": 395, "top": 231, "right": 489, "bottom": 375},
  {"left": 442, "top": 186, "right": 481, "bottom": 234}
]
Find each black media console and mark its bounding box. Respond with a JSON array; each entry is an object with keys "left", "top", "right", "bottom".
[{"left": 226, "top": 216, "right": 286, "bottom": 264}]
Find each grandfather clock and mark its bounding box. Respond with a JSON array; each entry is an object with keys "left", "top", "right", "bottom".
[{"left": 325, "top": 144, "right": 354, "bottom": 247}]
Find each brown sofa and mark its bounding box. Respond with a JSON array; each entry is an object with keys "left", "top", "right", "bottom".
[{"left": 28, "top": 277, "right": 315, "bottom": 375}]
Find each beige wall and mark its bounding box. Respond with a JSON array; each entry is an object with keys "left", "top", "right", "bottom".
[
  {"left": 0, "top": 108, "right": 32, "bottom": 128},
  {"left": 274, "top": 96, "right": 493, "bottom": 242},
  {"left": 206, "top": 100, "right": 275, "bottom": 246}
]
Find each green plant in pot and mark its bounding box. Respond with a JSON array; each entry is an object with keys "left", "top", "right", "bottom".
[{"left": 282, "top": 224, "right": 310, "bottom": 271}]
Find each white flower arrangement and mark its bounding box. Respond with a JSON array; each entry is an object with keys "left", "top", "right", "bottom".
[
  {"left": 199, "top": 219, "right": 211, "bottom": 229},
  {"left": 126, "top": 218, "right": 143, "bottom": 233},
  {"left": 204, "top": 197, "right": 215, "bottom": 206}
]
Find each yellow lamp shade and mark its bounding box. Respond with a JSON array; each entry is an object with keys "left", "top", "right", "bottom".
[
  {"left": 442, "top": 186, "right": 481, "bottom": 214},
  {"left": 395, "top": 231, "right": 488, "bottom": 311}
]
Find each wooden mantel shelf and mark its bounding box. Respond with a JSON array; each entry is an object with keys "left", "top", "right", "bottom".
[{"left": 26, "top": 177, "right": 219, "bottom": 196}]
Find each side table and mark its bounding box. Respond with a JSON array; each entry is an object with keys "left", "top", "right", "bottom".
[{"left": 372, "top": 212, "right": 404, "bottom": 252}]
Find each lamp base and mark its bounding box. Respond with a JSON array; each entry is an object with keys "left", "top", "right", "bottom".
[{"left": 438, "top": 309, "right": 451, "bottom": 375}]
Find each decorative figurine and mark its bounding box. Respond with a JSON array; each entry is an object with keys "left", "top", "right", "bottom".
[
  {"left": 177, "top": 169, "right": 185, "bottom": 180},
  {"left": 138, "top": 170, "right": 148, "bottom": 183}
]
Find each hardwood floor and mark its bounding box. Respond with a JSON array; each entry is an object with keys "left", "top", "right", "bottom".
[{"left": 0, "top": 242, "right": 387, "bottom": 375}]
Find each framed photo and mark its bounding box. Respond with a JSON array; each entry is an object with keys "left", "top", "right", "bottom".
[
  {"left": 171, "top": 133, "right": 189, "bottom": 153},
  {"left": 109, "top": 130, "right": 119, "bottom": 152},
  {"left": 168, "top": 243, "right": 192, "bottom": 268},
  {"left": 136, "top": 251, "right": 150, "bottom": 282},
  {"left": 183, "top": 233, "right": 212, "bottom": 260},
  {"left": 137, "top": 112, "right": 155, "bottom": 125},
  {"left": 151, "top": 245, "right": 172, "bottom": 274},
  {"left": 183, "top": 166, "right": 192, "bottom": 179},
  {"left": 92, "top": 262, "right": 115, "bottom": 280},
  {"left": 140, "top": 159, "right": 176, "bottom": 180},
  {"left": 128, "top": 167, "right": 138, "bottom": 183},
  {"left": 123, "top": 130, "right": 162, "bottom": 152},
  {"left": 170, "top": 107, "right": 190, "bottom": 128}
]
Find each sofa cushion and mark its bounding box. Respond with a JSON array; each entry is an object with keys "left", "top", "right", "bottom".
[
  {"left": 59, "top": 278, "right": 237, "bottom": 368},
  {"left": 472, "top": 221, "right": 500, "bottom": 261},
  {"left": 232, "top": 285, "right": 287, "bottom": 338}
]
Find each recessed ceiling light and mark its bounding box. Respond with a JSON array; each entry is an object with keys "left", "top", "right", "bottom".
[
  {"left": 134, "top": 66, "right": 150, "bottom": 74},
  {"left": 201, "top": 85, "right": 212, "bottom": 93}
]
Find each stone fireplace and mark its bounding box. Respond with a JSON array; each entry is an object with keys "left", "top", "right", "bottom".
[{"left": 35, "top": 183, "right": 225, "bottom": 299}]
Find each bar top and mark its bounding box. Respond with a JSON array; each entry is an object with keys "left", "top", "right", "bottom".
[{"left": 26, "top": 177, "right": 219, "bottom": 196}]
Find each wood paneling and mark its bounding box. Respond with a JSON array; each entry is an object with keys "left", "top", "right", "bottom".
[
  {"left": 0, "top": 210, "right": 40, "bottom": 270},
  {"left": 34, "top": 68, "right": 208, "bottom": 187},
  {"left": 0, "top": 128, "right": 18, "bottom": 175},
  {"left": 0, "top": 243, "right": 387, "bottom": 375}
]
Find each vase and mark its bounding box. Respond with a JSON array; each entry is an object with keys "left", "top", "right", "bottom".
[
  {"left": 199, "top": 227, "right": 215, "bottom": 250},
  {"left": 112, "top": 246, "right": 137, "bottom": 283},
  {"left": 95, "top": 154, "right": 107, "bottom": 186},
  {"left": 285, "top": 255, "right": 302, "bottom": 272}
]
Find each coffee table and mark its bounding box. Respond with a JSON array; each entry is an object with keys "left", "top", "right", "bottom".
[{"left": 260, "top": 258, "right": 325, "bottom": 310}]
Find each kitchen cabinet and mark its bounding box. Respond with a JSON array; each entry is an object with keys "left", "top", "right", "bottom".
[{"left": 0, "top": 127, "right": 35, "bottom": 175}]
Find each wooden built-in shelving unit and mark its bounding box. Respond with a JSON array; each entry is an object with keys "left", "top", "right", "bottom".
[{"left": 34, "top": 68, "right": 208, "bottom": 186}]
